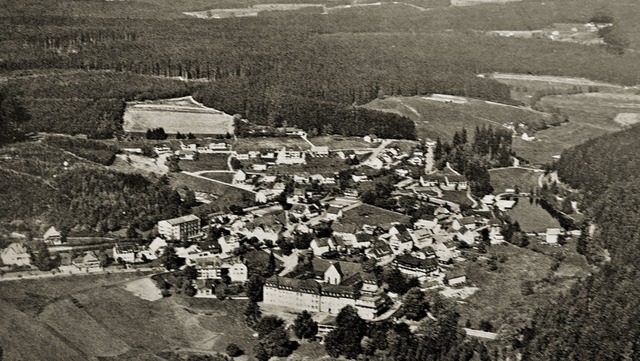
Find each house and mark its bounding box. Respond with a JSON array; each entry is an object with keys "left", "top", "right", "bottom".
[
  {"left": 194, "top": 280, "right": 216, "bottom": 298},
  {"left": 293, "top": 173, "right": 310, "bottom": 184},
  {"left": 546, "top": 228, "right": 561, "bottom": 244},
  {"left": 367, "top": 157, "right": 384, "bottom": 170},
  {"left": 363, "top": 134, "right": 380, "bottom": 143},
  {"left": 344, "top": 188, "right": 359, "bottom": 197},
  {"left": 393, "top": 254, "right": 438, "bottom": 277},
  {"left": 329, "top": 237, "right": 347, "bottom": 253},
  {"left": 154, "top": 145, "right": 172, "bottom": 155},
  {"left": 43, "top": 226, "right": 63, "bottom": 245},
  {"left": 331, "top": 222, "right": 359, "bottom": 243},
  {"left": 252, "top": 162, "right": 268, "bottom": 171},
  {"left": 233, "top": 170, "right": 247, "bottom": 184},
  {"left": 209, "top": 142, "right": 227, "bottom": 150},
  {"left": 276, "top": 147, "right": 306, "bottom": 165},
  {"left": 326, "top": 206, "right": 344, "bottom": 221},
  {"left": 176, "top": 150, "right": 196, "bottom": 161},
  {"left": 113, "top": 244, "right": 152, "bottom": 263},
  {"left": 311, "top": 238, "right": 331, "bottom": 255},
  {"left": 410, "top": 228, "right": 433, "bottom": 248},
  {"left": 218, "top": 235, "right": 241, "bottom": 256},
  {"left": 180, "top": 142, "right": 198, "bottom": 151},
  {"left": 354, "top": 233, "right": 374, "bottom": 249},
  {"left": 495, "top": 199, "right": 516, "bottom": 211},
  {"left": 0, "top": 243, "right": 31, "bottom": 266},
  {"left": 72, "top": 251, "right": 101, "bottom": 271},
  {"left": 235, "top": 153, "right": 250, "bottom": 160},
  {"left": 149, "top": 237, "right": 168, "bottom": 257},
  {"left": 195, "top": 256, "right": 248, "bottom": 282},
  {"left": 158, "top": 214, "right": 201, "bottom": 241},
  {"left": 351, "top": 174, "right": 370, "bottom": 183},
  {"left": 444, "top": 268, "right": 467, "bottom": 286},
  {"left": 310, "top": 146, "right": 329, "bottom": 157},
  {"left": 366, "top": 240, "right": 394, "bottom": 263}
]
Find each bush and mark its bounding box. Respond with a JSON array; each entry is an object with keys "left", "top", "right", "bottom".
[{"left": 226, "top": 343, "right": 243, "bottom": 357}]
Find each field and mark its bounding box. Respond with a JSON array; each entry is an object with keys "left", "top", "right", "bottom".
[
  {"left": 440, "top": 190, "right": 474, "bottom": 208},
  {"left": 485, "top": 23, "right": 603, "bottom": 47},
  {"left": 308, "top": 135, "right": 375, "bottom": 149},
  {"left": 123, "top": 96, "right": 234, "bottom": 135},
  {"left": 364, "top": 95, "right": 553, "bottom": 141},
  {"left": 233, "top": 137, "right": 312, "bottom": 152},
  {"left": 266, "top": 155, "right": 351, "bottom": 175},
  {"left": 342, "top": 203, "right": 410, "bottom": 228},
  {"left": 489, "top": 167, "right": 542, "bottom": 194},
  {"left": 179, "top": 154, "right": 230, "bottom": 172},
  {"left": 170, "top": 172, "right": 255, "bottom": 211},
  {"left": 201, "top": 172, "right": 234, "bottom": 183},
  {"left": 0, "top": 273, "right": 259, "bottom": 360},
  {"left": 512, "top": 91, "right": 638, "bottom": 165},
  {"left": 505, "top": 198, "right": 560, "bottom": 233},
  {"left": 459, "top": 243, "right": 588, "bottom": 329}
]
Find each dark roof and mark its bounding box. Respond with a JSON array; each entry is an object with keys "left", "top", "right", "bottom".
[
  {"left": 394, "top": 254, "right": 439, "bottom": 271},
  {"left": 265, "top": 276, "right": 321, "bottom": 294},
  {"left": 446, "top": 268, "right": 467, "bottom": 279},
  {"left": 312, "top": 259, "right": 363, "bottom": 279},
  {"left": 332, "top": 222, "right": 359, "bottom": 234},
  {"left": 321, "top": 284, "right": 357, "bottom": 298}
]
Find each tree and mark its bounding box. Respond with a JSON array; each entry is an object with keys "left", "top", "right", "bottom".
[
  {"left": 226, "top": 343, "right": 243, "bottom": 357},
  {"left": 402, "top": 287, "right": 428, "bottom": 321},
  {"left": 293, "top": 310, "right": 318, "bottom": 339},
  {"left": 256, "top": 315, "right": 285, "bottom": 337},
  {"left": 126, "top": 225, "right": 138, "bottom": 239},
  {"left": 0, "top": 92, "right": 29, "bottom": 145},
  {"left": 256, "top": 316, "right": 293, "bottom": 359},
  {"left": 244, "top": 301, "right": 261, "bottom": 328},
  {"left": 32, "top": 241, "right": 57, "bottom": 271},
  {"left": 324, "top": 306, "right": 367, "bottom": 359},
  {"left": 162, "top": 246, "right": 181, "bottom": 270},
  {"left": 266, "top": 251, "right": 276, "bottom": 277},
  {"left": 183, "top": 265, "right": 198, "bottom": 281},
  {"left": 247, "top": 274, "right": 265, "bottom": 303}
]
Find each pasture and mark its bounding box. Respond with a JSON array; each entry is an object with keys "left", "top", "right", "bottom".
[
  {"left": 365, "top": 96, "right": 553, "bottom": 141},
  {"left": 123, "top": 96, "right": 234, "bottom": 135},
  {"left": 234, "top": 137, "right": 312, "bottom": 152},
  {"left": 342, "top": 203, "right": 410, "bottom": 228},
  {"left": 170, "top": 172, "right": 255, "bottom": 211},
  {"left": 505, "top": 198, "right": 560, "bottom": 233},
  {"left": 489, "top": 167, "right": 542, "bottom": 194},
  {"left": 179, "top": 154, "right": 230, "bottom": 172},
  {"left": 309, "top": 135, "right": 375, "bottom": 149}
]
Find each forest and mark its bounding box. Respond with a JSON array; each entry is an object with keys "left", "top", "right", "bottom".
[
  {"left": 518, "top": 124, "right": 640, "bottom": 360},
  {"left": 4, "top": 0, "right": 640, "bottom": 139}
]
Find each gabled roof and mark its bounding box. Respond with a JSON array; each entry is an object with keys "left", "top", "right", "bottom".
[
  {"left": 332, "top": 222, "right": 359, "bottom": 234},
  {"left": 395, "top": 254, "right": 438, "bottom": 270},
  {"left": 2, "top": 242, "right": 28, "bottom": 255},
  {"left": 43, "top": 226, "right": 61, "bottom": 239}
]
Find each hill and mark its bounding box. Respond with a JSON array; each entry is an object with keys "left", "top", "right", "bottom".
[{"left": 364, "top": 95, "right": 553, "bottom": 141}]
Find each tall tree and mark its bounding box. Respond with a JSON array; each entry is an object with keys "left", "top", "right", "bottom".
[{"left": 293, "top": 310, "right": 318, "bottom": 340}]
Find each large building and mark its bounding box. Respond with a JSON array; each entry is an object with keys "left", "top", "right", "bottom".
[
  {"left": 263, "top": 261, "right": 390, "bottom": 320},
  {"left": 276, "top": 147, "right": 306, "bottom": 165},
  {"left": 158, "top": 214, "right": 201, "bottom": 241},
  {"left": 195, "top": 256, "right": 248, "bottom": 283}
]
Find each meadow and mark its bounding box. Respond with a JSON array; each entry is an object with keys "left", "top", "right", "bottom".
[
  {"left": 489, "top": 167, "right": 542, "bottom": 194},
  {"left": 505, "top": 198, "right": 560, "bottom": 233}
]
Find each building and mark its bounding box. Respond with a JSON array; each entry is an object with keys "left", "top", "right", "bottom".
[
  {"left": 263, "top": 261, "right": 390, "bottom": 320},
  {"left": 393, "top": 254, "right": 439, "bottom": 277},
  {"left": 149, "top": 237, "right": 168, "bottom": 257},
  {"left": 113, "top": 244, "right": 154, "bottom": 263},
  {"left": 276, "top": 147, "right": 306, "bottom": 165},
  {"left": 43, "top": 226, "right": 63, "bottom": 245},
  {"left": 444, "top": 268, "right": 467, "bottom": 286},
  {"left": 310, "top": 146, "right": 329, "bottom": 157},
  {"left": 72, "top": 251, "right": 101, "bottom": 271},
  {"left": 158, "top": 214, "right": 201, "bottom": 241},
  {"left": 0, "top": 243, "right": 31, "bottom": 266},
  {"left": 546, "top": 228, "right": 561, "bottom": 244},
  {"left": 195, "top": 257, "right": 248, "bottom": 282}
]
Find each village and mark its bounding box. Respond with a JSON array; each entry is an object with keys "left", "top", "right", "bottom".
[{"left": 0, "top": 127, "right": 577, "bottom": 341}]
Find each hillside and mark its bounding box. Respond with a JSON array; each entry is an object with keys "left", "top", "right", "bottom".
[{"left": 364, "top": 95, "right": 553, "bottom": 141}]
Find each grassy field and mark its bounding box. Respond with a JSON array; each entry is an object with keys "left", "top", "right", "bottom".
[
  {"left": 489, "top": 167, "right": 542, "bottom": 194},
  {"left": 234, "top": 137, "right": 312, "bottom": 152},
  {"left": 266, "top": 155, "right": 351, "bottom": 175},
  {"left": 440, "top": 190, "right": 474, "bottom": 208},
  {"left": 342, "top": 203, "right": 410, "bottom": 228},
  {"left": 201, "top": 172, "right": 234, "bottom": 183},
  {"left": 0, "top": 273, "right": 260, "bottom": 360},
  {"left": 308, "top": 135, "right": 375, "bottom": 149},
  {"left": 460, "top": 244, "right": 587, "bottom": 329},
  {"left": 364, "top": 96, "right": 553, "bottom": 141},
  {"left": 179, "top": 154, "right": 230, "bottom": 172},
  {"left": 505, "top": 199, "right": 560, "bottom": 233},
  {"left": 512, "top": 92, "right": 635, "bottom": 165},
  {"left": 169, "top": 173, "right": 255, "bottom": 211}
]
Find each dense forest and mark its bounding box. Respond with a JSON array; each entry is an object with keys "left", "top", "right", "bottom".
[
  {"left": 520, "top": 124, "right": 640, "bottom": 360},
  {"left": 3, "top": 0, "right": 640, "bottom": 139}
]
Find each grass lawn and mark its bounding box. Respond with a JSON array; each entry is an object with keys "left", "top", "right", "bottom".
[
  {"left": 505, "top": 199, "right": 560, "bottom": 233},
  {"left": 460, "top": 244, "right": 585, "bottom": 329},
  {"left": 342, "top": 203, "right": 410, "bottom": 228},
  {"left": 170, "top": 173, "right": 255, "bottom": 212},
  {"left": 234, "top": 137, "right": 311, "bottom": 152},
  {"left": 180, "top": 154, "right": 229, "bottom": 172},
  {"left": 440, "top": 190, "right": 474, "bottom": 208},
  {"left": 309, "top": 135, "right": 375, "bottom": 149},
  {"left": 200, "top": 172, "right": 234, "bottom": 183},
  {"left": 267, "top": 155, "right": 351, "bottom": 175},
  {"left": 489, "top": 167, "right": 542, "bottom": 194}
]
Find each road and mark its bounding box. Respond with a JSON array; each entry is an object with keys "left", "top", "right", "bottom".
[{"left": 360, "top": 139, "right": 392, "bottom": 168}]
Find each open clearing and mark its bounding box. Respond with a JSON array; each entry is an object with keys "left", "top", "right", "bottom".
[
  {"left": 111, "top": 153, "right": 170, "bottom": 175},
  {"left": 505, "top": 199, "right": 560, "bottom": 233},
  {"left": 179, "top": 154, "right": 230, "bottom": 172},
  {"left": 124, "top": 277, "right": 163, "bottom": 301},
  {"left": 460, "top": 244, "right": 584, "bottom": 329},
  {"left": 614, "top": 113, "right": 640, "bottom": 126},
  {"left": 489, "top": 167, "right": 542, "bottom": 193},
  {"left": 365, "top": 95, "right": 553, "bottom": 141},
  {"left": 511, "top": 91, "right": 640, "bottom": 165},
  {"left": 234, "top": 136, "right": 311, "bottom": 152},
  {"left": 123, "top": 96, "right": 234, "bottom": 135},
  {"left": 490, "top": 73, "right": 626, "bottom": 91},
  {"left": 309, "top": 135, "right": 375, "bottom": 149},
  {"left": 342, "top": 203, "right": 410, "bottom": 228}
]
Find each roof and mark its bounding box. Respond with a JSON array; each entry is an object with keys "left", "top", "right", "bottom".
[
  {"left": 332, "top": 222, "right": 359, "bottom": 234},
  {"left": 446, "top": 268, "right": 467, "bottom": 279},
  {"left": 43, "top": 226, "right": 61, "bottom": 239},
  {"left": 313, "top": 259, "right": 363, "bottom": 279},
  {"left": 266, "top": 276, "right": 321, "bottom": 294},
  {"left": 322, "top": 283, "right": 357, "bottom": 298},
  {"left": 327, "top": 206, "right": 342, "bottom": 215},
  {"left": 395, "top": 254, "right": 438, "bottom": 270},
  {"left": 162, "top": 214, "right": 200, "bottom": 226},
  {"left": 313, "top": 238, "right": 330, "bottom": 248},
  {"left": 2, "top": 243, "right": 28, "bottom": 255}
]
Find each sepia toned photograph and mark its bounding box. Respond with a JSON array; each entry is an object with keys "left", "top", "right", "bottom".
[{"left": 0, "top": 0, "right": 637, "bottom": 360}]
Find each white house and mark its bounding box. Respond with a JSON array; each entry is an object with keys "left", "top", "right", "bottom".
[
  {"left": 0, "top": 243, "right": 31, "bottom": 266},
  {"left": 233, "top": 170, "right": 247, "bottom": 184},
  {"left": 546, "top": 228, "right": 561, "bottom": 244},
  {"left": 311, "top": 238, "right": 331, "bottom": 255},
  {"left": 43, "top": 226, "right": 63, "bottom": 245},
  {"left": 310, "top": 146, "right": 329, "bottom": 157},
  {"left": 276, "top": 147, "right": 306, "bottom": 165},
  {"left": 149, "top": 237, "right": 168, "bottom": 257}
]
